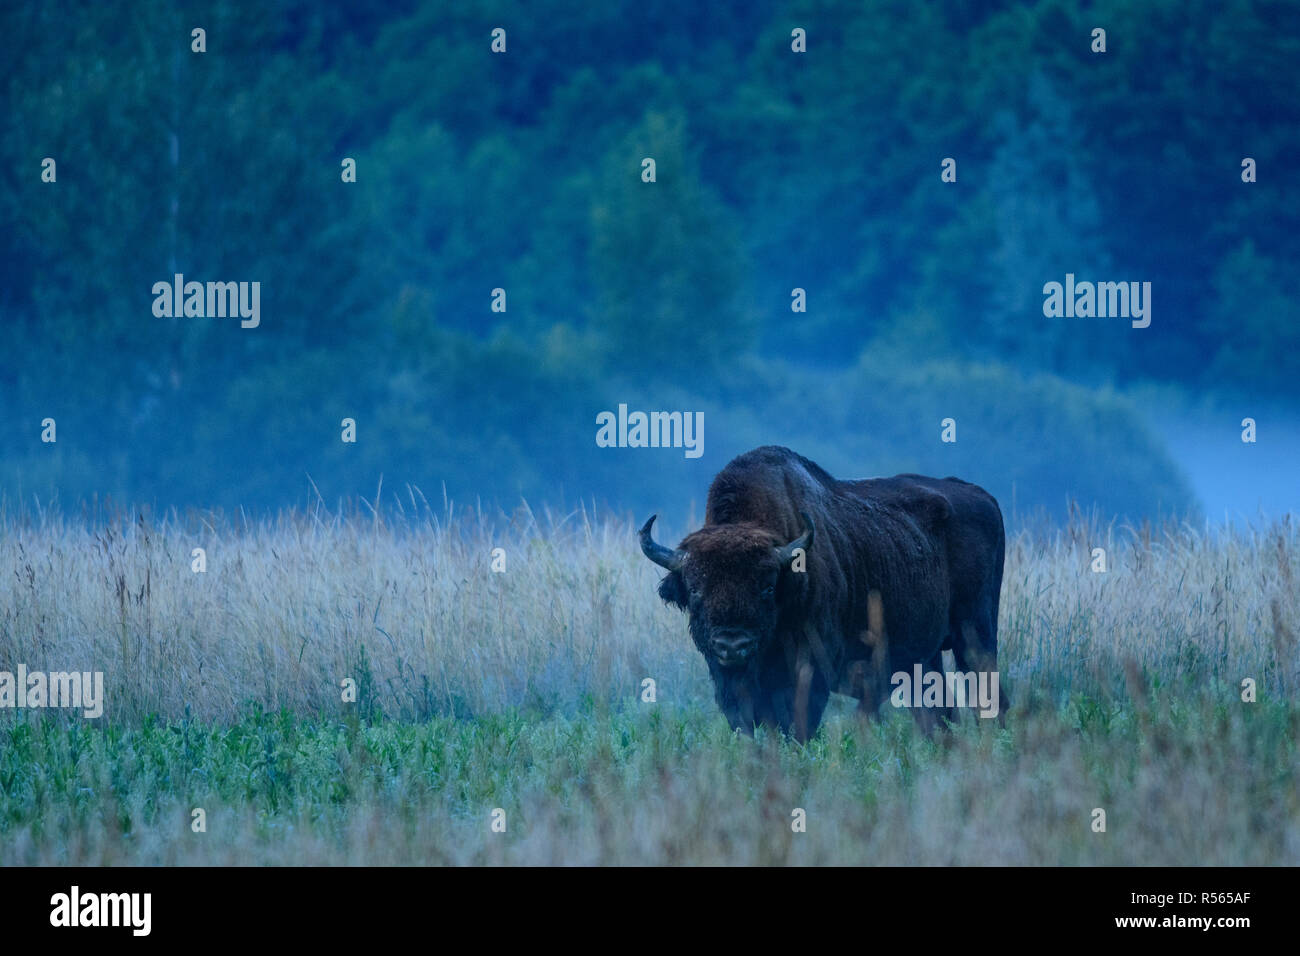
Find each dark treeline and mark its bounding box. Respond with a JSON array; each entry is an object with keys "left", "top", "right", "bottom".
[{"left": 2, "top": 0, "right": 1295, "bottom": 521}]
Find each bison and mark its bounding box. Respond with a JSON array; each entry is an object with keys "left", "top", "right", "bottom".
[{"left": 639, "top": 445, "right": 1007, "bottom": 740}]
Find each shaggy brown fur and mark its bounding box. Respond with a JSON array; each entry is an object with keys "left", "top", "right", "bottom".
[{"left": 640, "top": 445, "right": 1007, "bottom": 740}]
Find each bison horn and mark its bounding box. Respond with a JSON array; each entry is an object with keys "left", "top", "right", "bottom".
[
  {"left": 639, "top": 515, "right": 685, "bottom": 571},
  {"left": 777, "top": 512, "right": 815, "bottom": 565}
]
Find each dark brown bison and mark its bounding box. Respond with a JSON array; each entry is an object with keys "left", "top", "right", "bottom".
[{"left": 639, "top": 445, "right": 1007, "bottom": 740}]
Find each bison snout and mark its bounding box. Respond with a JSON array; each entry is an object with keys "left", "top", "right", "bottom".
[{"left": 710, "top": 629, "right": 756, "bottom": 667}]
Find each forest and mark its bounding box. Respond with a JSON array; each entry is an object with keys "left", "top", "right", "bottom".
[{"left": 2, "top": 0, "right": 1296, "bottom": 520}]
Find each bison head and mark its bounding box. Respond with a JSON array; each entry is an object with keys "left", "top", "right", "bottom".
[{"left": 639, "top": 513, "right": 814, "bottom": 669}]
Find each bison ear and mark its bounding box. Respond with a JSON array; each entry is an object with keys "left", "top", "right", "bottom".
[{"left": 657, "top": 570, "right": 688, "bottom": 609}]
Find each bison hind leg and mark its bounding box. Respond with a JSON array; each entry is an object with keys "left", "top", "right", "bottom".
[
  {"left": 953, "top": 617, "right": 1010, "bottom": 724},
  {"left": 910, "top": 649, "right": 955, "bottom": 735}
]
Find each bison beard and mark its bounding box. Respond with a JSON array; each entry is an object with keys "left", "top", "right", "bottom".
[{"left": 639, "top": 445, "right": 1008, "bottom": 741}]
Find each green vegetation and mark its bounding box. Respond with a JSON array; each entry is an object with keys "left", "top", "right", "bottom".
[
  {"left": 0, "top": 508, "right": 1296, "bottom": 863},
  {"left": 2, "top": 695, "right": 1296, "bottom": 865}
]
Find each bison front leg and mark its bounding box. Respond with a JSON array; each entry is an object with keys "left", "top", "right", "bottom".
[
  {"left": 909, "top": 649, "right": 956, "bottom": 734},
  {"left": 716, "top": 678, "right": 813, "bottom": 740},
  {"left": 755, "top": 667, "right": 829, "bottom": 743},
  {"left": 710, "top": 667, "right": 759, "bottom": 735},
  {"left": 850, "top": 589, "right": 892, "bottom": 721},
  {"left": 711, "top": 661, "right": 829, "bottom": 742}
]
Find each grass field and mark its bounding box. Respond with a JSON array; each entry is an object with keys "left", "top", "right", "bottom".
[{"left": 1, "top": 497, "right": 1297, "bottom": 864}]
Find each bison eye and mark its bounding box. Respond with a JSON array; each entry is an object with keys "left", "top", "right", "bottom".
[{"left": 761, "top": 584, "right": 775, "bottom": 599}]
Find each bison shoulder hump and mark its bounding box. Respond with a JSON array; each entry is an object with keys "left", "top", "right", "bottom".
[{"left": 901, "top": 486, "right": 953, "bottom": 528}]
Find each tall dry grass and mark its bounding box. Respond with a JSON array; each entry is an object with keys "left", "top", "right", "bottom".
[
  {"left": 2, "top": 498, "right": 1298, "bottom": 865},
  {"left": 0, "top": 496, "right": 1296, "bottom": 723}
]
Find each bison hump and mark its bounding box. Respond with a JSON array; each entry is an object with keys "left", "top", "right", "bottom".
[{"left": 898, "top": 485, "right": 953, "bottom": 529}]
